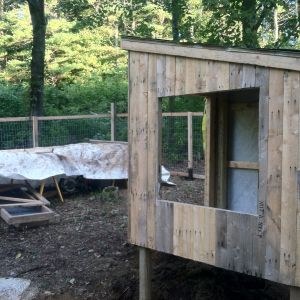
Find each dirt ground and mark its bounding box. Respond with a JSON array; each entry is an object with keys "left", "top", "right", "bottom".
[{"left": 0, "top": 177, "right": 289, "bottom": 300}]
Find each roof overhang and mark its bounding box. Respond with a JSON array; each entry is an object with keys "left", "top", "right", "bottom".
[{"left": 121, "top": 37, "right": 300, "bottom": 72}]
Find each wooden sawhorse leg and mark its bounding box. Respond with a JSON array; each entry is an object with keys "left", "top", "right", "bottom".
[{"left": 52, "top": 177, "right": 64, "bottom": 203}]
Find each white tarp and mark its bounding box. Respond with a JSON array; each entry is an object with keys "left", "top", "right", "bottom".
[
  {"left": 0, "top": 142, "right": 174, "bottom": 185},
  {"left": 0, "top": 142, "right": 174, "bottom": 184},
  {"left": 0, "top": 142, "right": 128, "bottom": 180}
]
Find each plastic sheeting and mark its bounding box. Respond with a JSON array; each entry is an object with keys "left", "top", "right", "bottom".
[
  {"left": 0, "top": 142, "right": 128, "bottom": 180},
  {"left": 0, "top": 142, "right": 174, "bottom": 184}
]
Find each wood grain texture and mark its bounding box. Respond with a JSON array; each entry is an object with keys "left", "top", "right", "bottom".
[
  {"left": 157, "top": 55, "right": 166, "bottom": 98},
  {"left": 229, "top": 64, "right": 256, "bottom": 89},
  {"left": 204, "top": 96, "right": 216, "bottom": 207},
  {"left": 155, "top": 200, "right": 174, "bottom": 253},
  {"left": 173, "top": 202, "right": 216, "bottom": 265},
  {"left": 280, "top": 71, "right": 299, "bottom": 285},
  {"left": 147, "top": 54, "right": 158, "bottom": 248},
  {"left": 175, "top": 57, "right": 186, "bottom": 95},
  {"left": 216, "top": 95, "right": 228, "bottom": 209},
  {"left": 128, "top": 52, "right": 149, "bottom": 246},
  {"left": 126, "top": 47, "right": 300, "bottom": 287},
  {"left": 265, "top": 69, "right": 284, "bottom": 281},
  {"left": 122, "top": 38, "right": 300, "bottom": 71}
]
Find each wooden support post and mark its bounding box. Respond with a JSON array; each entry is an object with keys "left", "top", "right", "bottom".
[
  {"left": 187, "top": 112, "right": 193, "bottom": 179},
  {"left": 139, "top": 247, "right": 152, "bottom": 300},
  {"left": 216, "top": 95, "right": 228, "bottom": 209},
  {"left": 204, "top": 96, "right": 217, "bottom": 207},
  {"left": 52, "top": 177, "right": 64, "bottom": 203},
  {"left": 290, "top": 286, "right": 300, "bottom": 300},
  {"left": 32, "top": 116, "right": 39, "bottom": 147},
  {"left": 111, "top": 102, "right": 116, "bottom": 141}
]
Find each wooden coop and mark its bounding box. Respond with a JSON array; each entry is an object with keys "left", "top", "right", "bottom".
[{"left": 121, "top": 37, "right": 300, "bottom": 299}]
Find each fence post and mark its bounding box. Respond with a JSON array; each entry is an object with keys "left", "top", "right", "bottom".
[
  {"left": 187, "top": 112, "right": 193, "bottom": 179},
  {"left": 111, "top": 103, "right": 116, "bottom": 141},
  {"left": 32, "top": 116, "right": 39, "bottom": 147}
]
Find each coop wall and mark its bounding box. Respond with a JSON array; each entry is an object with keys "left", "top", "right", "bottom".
[{"left": 128, "top": 50, "right": 300, "bottom": 286}]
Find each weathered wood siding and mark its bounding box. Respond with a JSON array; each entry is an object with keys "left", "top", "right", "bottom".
[{"left": 128, "top": 51, "right": 300, "bottom": 286}]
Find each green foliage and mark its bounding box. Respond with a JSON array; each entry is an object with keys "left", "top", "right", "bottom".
[
  {"left": 202, "top": 0, "right": 299, "bottom": 47},
  {"left": 44, "top": 76, "right": 128, "bottom": 115},
  {"left": 0, "top": 83, "right": 29, "bottom": 117},
  {"left": 0, "top": 0, "right": 299, "bottom": 119}
]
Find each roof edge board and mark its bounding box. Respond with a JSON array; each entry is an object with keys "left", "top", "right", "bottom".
[{"left": 121, "top": 38, "right": 300, "bottom": 72}]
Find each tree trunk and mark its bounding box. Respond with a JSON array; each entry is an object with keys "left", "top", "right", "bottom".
[
  {"left": 171, "top": 0, "right": 180, "bottom": 42},
  {"left": 241, "top": 0, "right": 258, "bottom": 47},
  {"left": 27, "top": 0, "right": 46, "bottom": 116}
]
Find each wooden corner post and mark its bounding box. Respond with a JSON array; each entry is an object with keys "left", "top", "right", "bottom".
[
  {"left": 139, "top": 247, "right": 152, "bottom": 300},
  {"left": 111, "top": 102, "right": 116, "bottom": 141},
  {"left": 32, "top": 116, "right": 39, "bottom": 147}
]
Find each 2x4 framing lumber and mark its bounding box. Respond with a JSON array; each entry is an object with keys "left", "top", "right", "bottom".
[{"left": 227, "top": 161, "right": 259, "bottom": 170}]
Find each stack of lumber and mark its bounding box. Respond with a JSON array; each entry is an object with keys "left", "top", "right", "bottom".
[{"left": 0, "top": 183, "right": 54, "bottom": 227}]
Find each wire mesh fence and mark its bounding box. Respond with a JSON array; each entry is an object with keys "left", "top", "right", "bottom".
[
  {"left": 162, "top": 116, "right": 188, "bottom": 172},
  {"left": 192, "top": 115, "right": 205, "bottom": 175},
  {"left": 0, "top": 110, "right": 204, "bottom": 176},
  {"left": 38, "top": 117, "right": 111, "bottom": 147},
  {"left": 116, "top": 116, "right": 128, "bottom": 142},
  {"left": 0, "top": 119, "right": 33, "bottom": 150},
  {"left": 161, "top": 114, "right": 204, "bottom": 175}
]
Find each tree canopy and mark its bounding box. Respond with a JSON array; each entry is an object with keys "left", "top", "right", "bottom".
[{"left": 0, "top": 0, "right": 299, "bottom": 117}]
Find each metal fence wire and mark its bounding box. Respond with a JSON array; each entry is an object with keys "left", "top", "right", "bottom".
[
  {"left": 161, "top": 115, "right": 204, "bottom": 174},
  {"left": 116, "top": 116, "right": 128, "bottom": 142},
  {"left": 38, "top": 118, "right": 111, "bottom": 147},
  {"left": 0, "top": 120, "right": 33, "bottom": 150},
  {"left": 0, "top": 111, "right": 204, "bottom": 176}
]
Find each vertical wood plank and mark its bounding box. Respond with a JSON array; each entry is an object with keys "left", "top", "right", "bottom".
[
  {"left": 165, "top": 56, "right": 176, "bottom": 96},
  {"left": 280, "top": 71, "right": 299, "bottom": 285},
  {"left": 207, "top": 61, "right": 230, "bottom": 92},
  {"left": 215, "top": 210, "right": 228, "bottom": 268},
  {"left": 229, "top": 64, "right": 256, "bottom": 90},
  {"left": 195, "top": 60, "right": 208, "bottom": 92},
  {"left": 147, "top": 54, "right": 159, "bottom": 248},
  {"left": 128, "top": 51, "right": 137, "bottom": 244},
  {"left": 229, "top": 64, "right": 243, "bottom": 89},
  {"left": 175, "top": 57, "right": 186, "bottom": 95},
  {"left": 128, "top": 52, "right": 149, "bottom": 246},
  {"left": 242, "top": 65, "right": 256, "bottom": 88},
  {"left": 204, "top": 95, "right": 216, "bottom": 207},
  {"left": 256, "top": 66, "right": 270, "bottom": 279},
  {"left": 155, "top": 201, "right": 174, "bottom": 253},
  {"left": 185, "top": 58, "right": 197, "bottom": 94},
  {"left": 216, "top": 94, "right": 228, "bottom": 209},
  {"left": 157, "top": 55, "right": 166, "bottom": 98},
  {"left": 294, "top": 72, "right": 300, "bottom": 285},
  {"left": 265, "top": 69, "right": 284, "bottom": 281}
]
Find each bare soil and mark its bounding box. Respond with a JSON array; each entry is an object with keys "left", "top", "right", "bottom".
[
  {"left": 161, "top": 176, "right": 204, "bottom": 205},
  {"left": 0, "top": 179, "right": 289, "bottom": 300}
]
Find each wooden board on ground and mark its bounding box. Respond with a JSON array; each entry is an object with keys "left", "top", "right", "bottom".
[
  {"left": 1, "top": 205, "right": 54, "bottom": 226},
  {"left": 0, "top": 183, "right": 54, "bottom": 226}
]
